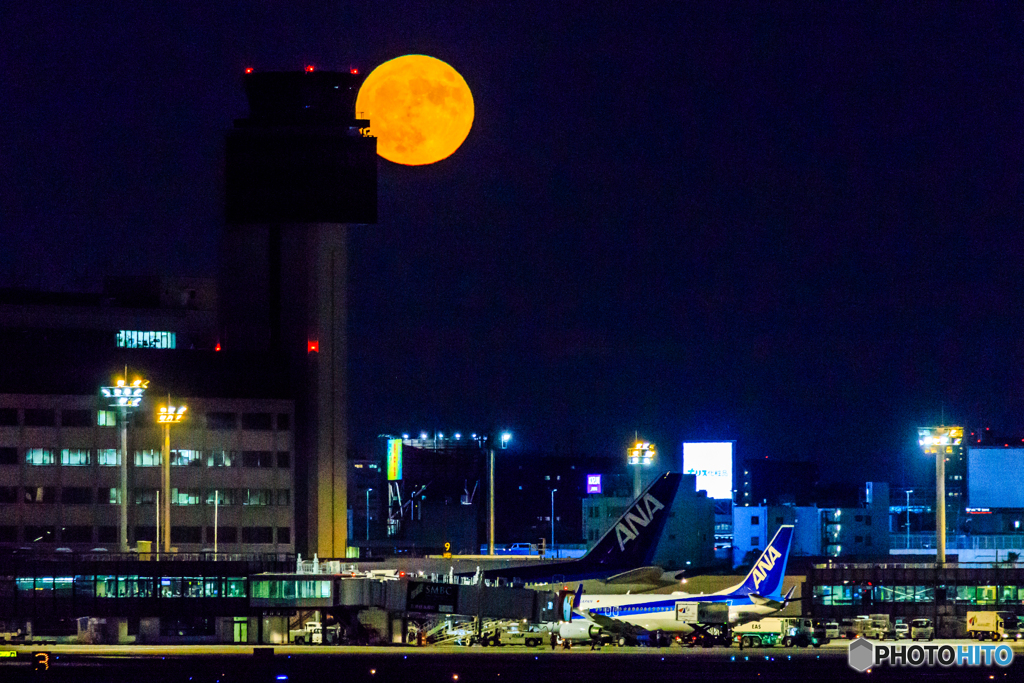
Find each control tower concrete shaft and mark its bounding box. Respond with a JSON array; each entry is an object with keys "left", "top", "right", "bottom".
[{"left": 221, "top": 69, "right": 377, "bottom": 557}]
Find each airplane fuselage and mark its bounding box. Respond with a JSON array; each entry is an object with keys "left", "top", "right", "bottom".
[{"left": 575, "top": 593, "right": 780, "bottom": 635}]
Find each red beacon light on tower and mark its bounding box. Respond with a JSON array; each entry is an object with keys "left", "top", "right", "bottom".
[
  {"left": 350, "top": 67, "right": 359, "bottom": 75},
  {"left": 305, "top": 64, "right": 315, "bottom": 73},
  {"left": 244, "top": 67, "right": 254, "bottom": 74}
]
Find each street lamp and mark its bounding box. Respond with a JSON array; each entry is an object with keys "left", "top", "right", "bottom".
[
  {"left": 551, "top": 489, "right": 557, "bottom": 558},
  {"left": 157, "top": 402, "right": 187, "bottom": 554},
  {"left": 100, "top": 374, "right": 148, "bottom": 552},
  {"left": 905, "top": 489, "right": 914, "bottom": 551},
  {"left": 366, "top": 488, "right": 373, "bottom": 541}
]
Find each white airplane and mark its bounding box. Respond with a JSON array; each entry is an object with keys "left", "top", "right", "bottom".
[{"left": 556, "top": 525, "right": 797, "bottom": 646}]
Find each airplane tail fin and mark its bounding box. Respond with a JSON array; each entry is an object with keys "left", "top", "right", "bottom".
[
  {"left": 728, "top": 525, "right": 794, "bottom": 599},
  {"left": 576, "top": 472, "right": 682, "bottom": 573}
]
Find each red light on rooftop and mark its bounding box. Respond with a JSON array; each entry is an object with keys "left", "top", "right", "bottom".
[
  {"left": 244, "top": 67, "right": 254, "bottom": 74},
  {"left": 308, "top": 340, "right": 319, "bottom": 353},
  {"left": 215, "top": 342, "right": 221, "bottom": 352},
  {"left": 305, "top": 64, "right": 315, "bottom": 73},
  {"left": 350, "top": 68, "right": 359, "bottom": 74}
]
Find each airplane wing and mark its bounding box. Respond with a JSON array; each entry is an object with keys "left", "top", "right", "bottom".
[
  {"left": 601, "top": 566, "right": 665, "bottom": 585},
  {"left": 575, "top": 608, "right": 647, "bottom": 638}
]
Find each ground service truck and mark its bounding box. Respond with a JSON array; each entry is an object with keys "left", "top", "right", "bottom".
[
  {"left": 733, "top": 618, "right": 824, "bottom": 648},
  {"left": 966, "top": 611, "right": 1020, "bottom": 641}
]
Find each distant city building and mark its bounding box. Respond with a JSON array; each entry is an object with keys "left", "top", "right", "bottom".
[{"left": 732, "top": 482, "right": 890, "bottom": 566}]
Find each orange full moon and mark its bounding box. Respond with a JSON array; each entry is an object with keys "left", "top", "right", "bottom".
[{"left": 356, "top": 55, "right": 474, "bottom": 166}]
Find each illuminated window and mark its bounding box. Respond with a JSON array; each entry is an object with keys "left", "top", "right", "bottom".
[
  {"left": 26, "top": 449, "right": 55, "bottom": 466},
  {"left": 97, "top": 449, "right": 119, "bottom": 466},
  {"left": 134, "top": 450, "right": 161, "bottom": 467},
  {"left": 104, "top": 488, "right": 122, "bottom": 504},
  {"left": 171, "top": 488, "right": 202, "bottom": 506},
  {"left": 170, "top": 450, "right": 203, "bottom": 467},
  {"left": 61, "top": 449, "right": 91, "bottom": 466},
  {"left": 116, "top": 330, "right": 176, "bottom": 349},
  {"left": 207, "top": 450, "right": 235, "bottom": 467},
  {"left": 97, "top": 410, "right": 117, "bottom": 427},
  {"left": 206, "top": 489, "right": 236, "bottom": 505}
]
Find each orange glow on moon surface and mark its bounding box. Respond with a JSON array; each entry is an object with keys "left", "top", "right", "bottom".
[{"left": 356, "top": 55, "right": 474, "bottom": 166}]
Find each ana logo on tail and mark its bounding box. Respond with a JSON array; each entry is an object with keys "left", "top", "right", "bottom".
[
  {"left": 751, "top": 545, "right": 781, "bottom": 591},
  {"left": 614, "top": 493, "right": 665, "bottom": 551}
]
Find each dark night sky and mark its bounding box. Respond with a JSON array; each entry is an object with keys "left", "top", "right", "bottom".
[{"left": 2, "top": 4, "right": 1022, "bottom": 488}]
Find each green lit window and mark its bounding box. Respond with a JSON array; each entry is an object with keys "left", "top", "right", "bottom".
[
  {"left": 97, "top": 410, "right": 117, "bottom": 427},
  {"left": 61, "top": 449, "right": 91, "bottom": 466},
  {"left": 207, "top": 450, "right": 235, "bottom": 467},
  {"left": 226, "top": 578, "right": 246, "bottom": 598},
  {"left": 956, "top": 586, "right": 976, "bottom": 603},
  {"left": 26, "top": 449, "right": 55, "bottom": 466},
  {"left": 97, "top": 449, "right": 119, "bottom": 466},
  {"left": 204, "top": 578, "right": 222, "bottom": 598},
  {"left": 170, "top": 450, "right": 203, "bottom": 467},
  {"left": 171, "top": 489, "right": 201, "bottom": 506},
  {"left": 134, "top": 450, "right": 161, "bottom": 467},
  {"left": 978, "top": 586, "right": 997, "bottom": 605}
]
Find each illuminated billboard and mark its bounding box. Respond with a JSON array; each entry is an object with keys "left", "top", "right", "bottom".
[
  {"left": 682, "top": 442, "right": 734, "bottom": 500},
  {"left": 969, "top": 447, "right": 1024, "bottom": 508},
  {"left": 586, "top": 474, "right": 602, "bottom": 494},
  {"left": 387, "top": 438, "right": 403, "bottom": 481}
]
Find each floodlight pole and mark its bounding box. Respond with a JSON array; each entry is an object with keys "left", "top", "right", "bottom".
[
  {"left": 162, "top": 418, "right": 171, "bottom": 553},
  {"left": 488, "top": 446, "right": 495, "bottom": 555},
  {"left": 905, "top": 489, "right": 913, "bottom": 551},
  {"left": 936, "top": 452, "right": 945, "bottom": 566},
  {"left": 119, "top": 406, "right": 129, "bottom": 552}
]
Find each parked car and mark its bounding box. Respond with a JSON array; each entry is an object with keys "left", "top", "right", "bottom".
[{"left": 895, "top": 622, "right": 909, "bottom": 640}]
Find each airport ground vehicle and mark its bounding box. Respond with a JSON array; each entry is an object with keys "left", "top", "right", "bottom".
[
  {"left": 489, "top": 626, "right": 545, "bottom": 647},
  {"left": 909, "top": 618, "right": 934, "bottom": 641},
  {"left": 290, "top": 621, "right": 340, "bottom": 645},
  {"left": 966, "top": 611, "right": 1021, "bottom": 641},
  {"left": 895, "top": 621, "right": 909, "bottom": 639},
  {"left": 823, "top": 622, "right": 840, "bottom": 640},
  {"left": 844, "top": 614, "right": 896, "bottom": 640},
  {"left": 734, "top": 618, "right": 824, "bottom": 648}
]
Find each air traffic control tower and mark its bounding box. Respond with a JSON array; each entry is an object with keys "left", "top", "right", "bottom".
[{"left": 221, "top": 69, "right": 377, "bottom": 558}]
